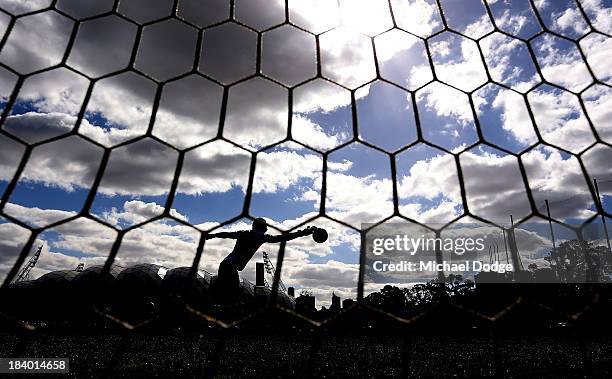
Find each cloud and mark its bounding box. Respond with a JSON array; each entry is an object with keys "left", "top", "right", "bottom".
[
  {"left": 582, "top": 85, "right": 612, "bottom": 141},
  {"left": 177, "top": 140, "right": 251, "bottom": 195},
  {"left": 582, "top": 144, "right": 612, "bottom": 197},
  {"left": 580, "top": 0, "right": 612, "bottom": 34},
  {"left": 153, "top": 75, "right": 222, "bottom": 149},
  {"left": 480, "top": 33, "right": 540, "bottom": 92},
  {"left": 580, "top": 33, "right": 612, "bottom": 84},
  {"left": 375, "top": 29, "right": 433, "bottom": 90},
  {"left": 552, "top": 5, "right": 590, "bottom": 36},
  {"left": 389, "top": 0, "right": 442, "bottom": 38},
  {"left": 495, "top": 9, "right": 529, "bottom": 35},
  {"left": 3, "top": 112, "right": 78, "bottom": 143},
  {"left": 135, "top": 19, "right": 198, "bottom": 82},
  {"left": 522, "top": 147, "right": 595, "bottom": 219},
  {"left": 0, "top": 0, "right": 51, "bottom": 15},
  {"left": 0, "top": 11, "right": 73, "bottom": 74},
  {"left": 532, "top": 34, "right": 592, "bottom": 93},
  {"left": 0, "top": 219, "right": 31, "bottom": 283},
  {"left": 397, "top": 152, "right": 463, "bottom": 222},
  {"left": 339, "top": 0, "right": 393, "bottom": 37},
  {"left": 67, "top": 15, "right": 137, "bottom": 78},
  {"left": 3, "top": 202, "right": 77, "bottom": 227},
  {"left": 417, "top": 82, "right": 473, "bottom": 126},
  {"left": 288, "top": 0, "right": 339, "bottom": 34},
  {"left": 430, "top": 33, "right": 488, "bottom": 91},
  {"left": 96, "top": 138, "right": 178, "bottom": 197},
  {"left": 0, "top": 135, "right": 25, "bottom": 182},
  {"left": 463, "top": 14, "right": 494, "bottom": 39},
  {"left": 100, "top": 200, "right": 189, "bottom": 227},
  {"left": 81, "top": 71, "right": 156, "bottom": 147},
  {"left": 253, "top": 146, "right": 322, "bottom": 194},
  {"left": 326, "top": 171, "right": 394, "bottom": 226},
  {"left": 528, "top": 86, "right": 596, "bottom": 153},
  {"left": 223, "top": 77, "right": 288, "bottom": 149},
  {"left": 474, "top": 84, "right": 538, "bottom": 146},
  {"left": 320, "top": 27, "right": 376, "bottom": 89},
  {"left": 261, "top": 25, "right": 317, "bottom": 86},
  {"left": 234, "top": 0, "right": 284, "bottom": 30},
  {"left": 460, "top": 149, "right": 531, "bottom": 222},
  {"left": 291, "top": 115, "right": 349, "bottom": 151},
  {"left": 17, "top": 135, "right": 102, "bottom": 192}
]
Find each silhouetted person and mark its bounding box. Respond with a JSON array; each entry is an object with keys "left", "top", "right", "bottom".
[{"left": 206, "top": 218, "right": 315, "bottom": 300}]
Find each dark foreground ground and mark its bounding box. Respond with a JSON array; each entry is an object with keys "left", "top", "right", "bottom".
[{"left": 1, "top": 329, "right": 611, "bottom": 378}]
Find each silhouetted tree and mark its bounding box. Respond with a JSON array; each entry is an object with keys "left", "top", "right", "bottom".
[{"left": 544, "top": 239, "right": 607, "bottom": 283}]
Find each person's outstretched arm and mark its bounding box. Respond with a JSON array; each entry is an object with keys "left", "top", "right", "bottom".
[
  {"left": 266, "top": 227, "right": 315, "bottom": 243},
  {"left": 205, "top": 231, "right": 243, "bottom": 239}
]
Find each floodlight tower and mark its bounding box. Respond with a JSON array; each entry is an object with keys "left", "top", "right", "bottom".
[
  {"left": 12, "top": 244, "right": 43, "bottom": 283},
  {"left": 262, "top": 251, "right": 287, "bottom": 293}
]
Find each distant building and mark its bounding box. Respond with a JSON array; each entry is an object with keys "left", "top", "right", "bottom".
[
  {"left": 330, "top": 291, "right": 340, "bottom": 312},
  {"left": 296, "top": 292, "right": 316, "bottom": 315},
  {"left": 342, "top": 298, "right": 355, "bottom": 309}
]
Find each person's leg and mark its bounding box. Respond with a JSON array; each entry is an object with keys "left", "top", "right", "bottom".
[{"left": 217, "top": 260, "right": 239, "bottom": 302}]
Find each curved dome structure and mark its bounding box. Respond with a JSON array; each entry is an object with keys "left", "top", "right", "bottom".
[
  {"left": 36, "top": 269, "right": 79, "bottom": 288},
  {"left": 162, "top": 267, "right": 211, "bottom": 296},
  {"left": 73, "top": 264, "right": 122, "bottom": 289},
  {"left": 115, "top": 263, "right": 168, "bottom": 292}
]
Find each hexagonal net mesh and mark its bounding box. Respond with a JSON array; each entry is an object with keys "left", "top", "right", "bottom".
[{"left": 0, "top": 0, "right": 611, "bottom": 375}]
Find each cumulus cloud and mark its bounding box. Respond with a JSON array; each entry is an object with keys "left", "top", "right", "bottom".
[
  {"left": 474, "top": 84, "right": 539, "bottom": 146},
  {"left": 96, "top": 138, "right": 178, "bottom": 197},
  {"left": 326, "top": 171, "right": 394, "bottom": 226},
  {"left": 522, "top": 147, "right": 596, "bottom": 220},
  {"left": 99, "top": 200, "right": 188, "bottom": 227},
  {"left": 580, "top": 0, "right": 612, "bottom": 34},
  {"left": 375, "top": 29, "right": 433, "bottom": 90},
  {"left": 223, "top": 77, "right": 288, "bottom": 150},
  {"left": 552, "top": 4, "right": 590, "bottom": 36},
  {"left": 398, "top": 152, "right": 463, "bottom": 223},
  {"left": 178, "top": 140, "right": 251, "bottom": 195},
  {"left": 480, "top": 33, "right": 540, "bottom": 92},
  {"left": 3, "top": 202, "right": 77, "bottom": 228},
  {"left": 582, "top": 84, "right": 612, "bottom": 141},
  {"left": 261, "top": 25, "right": 317, "bottom": 86},
  {"left": 417, "top": 82, "right": 473, "bottom": 126},
  {"left": 430, "top": 33, "right": 488, "bottom": 91},
  {"left": 67, "top": 15, "right": 137, "bottom": 78},
  {"left": 320, "top": 27, "right": 376, "bottom": 89},
  {"left": 0, "top": 219, "right": 31, "bottom": 283},
  {"left": 291, "top": 79, "right": 354, "bottom": 151},
  {"left": 463, "top": 14, "right": 494, "bottom": 39},
  {"left": 153, "top": 75, "right": 222, "bottom": 149},
  {"left": 339, "top": 0, "right": 393, "bottom": 37},
  {"left": 389, "top": 0, "right": 442, "bottom": 38},
  {"left": 494, "top": 9, "right": 529, "bottom": 35},
  {"left": 81, "top": 72, "right": 156, "bottom": 147},
  {"left": 253, "top": 146, "right": 322, "bottom": 194},
  {"left": 532, "top": 34, "right": 593, "bottom": 93},
  {"left": 17, "top": 136, "right": 102, "bottom": 192},
  {"left": 0, "top": 11, "right": 72, "bottom": 74},
  {"left": 0, "top": 135, "right": 24, "bottom": 182},
  {"left": 580, "top": 33, "right": 612, "bottom": 85},
  {"left": 4, "top": 112, "right": 78, "bottom": 143},
  {"left": 528, "top": 86, "right": 596, "bottom": 153},
  {"left": 288, "top": 0, "right": 340, "bottom": 34},
  {"left": 460, "top": 149, "right": 531, "bottom": 222},
  {"left": 0, "top": 0, "right": 51, "bottom": 15}
]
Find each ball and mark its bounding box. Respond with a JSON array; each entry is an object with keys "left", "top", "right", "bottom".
[{"left": 312, "top": 227, "right": 328, "bottom": 243}]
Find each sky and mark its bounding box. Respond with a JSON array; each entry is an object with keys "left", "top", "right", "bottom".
[{"left": 0, "top": 0, "right": 611, "bottom": 307}]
